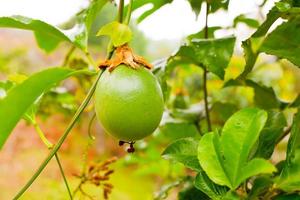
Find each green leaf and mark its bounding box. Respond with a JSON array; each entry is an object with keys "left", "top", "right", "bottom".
[
  {"left": 277, "top": 110, "right": 300, "bottom": 192},
  {"left": 178, "top": 185, "right": 210, "bottom": 200},
  {"left": 254, "top": 111, "right": 287, "bottom": 159},
  {"left": 248, "top": 176, "right": 273, "bottom": 199},
  {"left": 97, "top": 21, "right": 132, "bottom": 47},
  {"left": 237, "top": 38, "right": 263, "bottom": 80},
  {"left": 274, "top": 193, "right": 300, "bottom": 200},
  {"left": 0, "top": 1, "right": 108, "bottom": 52},
  {"left": 82, "top": 0, "right": 109, "bottom": 31},
  {"left": 162, "top": 137, "right": 201, "bottom": 171},
  {"left": 233, "top": 14, "right": 259, "bottom": 28},
  {"left": 181, "top": 37, "right": 235, "bottom": 79},
  {"left": 157, "top": 122, "right": 199, "bottom": 140},
  {"left": 0, "top": 15, "right": 86, "bottom": 52},
  {"left": 129, "top": 0, "right": 173, "bottom": 23},
  {"left": 187, "top": 26, "right": 221, "bottom": 41},
  {"left": 187, "top": 0, "right": 204, "bottom": 16},
  {"left": 192, "top": 37, "right": 235, "bottom": 79},
  {"left": 198, "top": 108, "right": 276, "bottom": 189},
  {"left": 194, "top": 171, "right": 228, "bottom": 200},
  {"left": 0, "top": 68, "right": 82, "bottom": 149},
  {"left": 252, "top": 6, "right": 281, "bottom": 38},
  {"left": 260, "top": 17, "right": 300, "bottom": 67},
  {"left": 246, "top": 80, "right": 282, "bottom": 109}
]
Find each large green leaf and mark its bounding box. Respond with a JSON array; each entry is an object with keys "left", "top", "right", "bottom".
[
  {"left": 0, "top": 0, "right": 108, "bottom": 52},
  {"left": 254, "top": 111, "right": 287, "bottom": 159},
  {"left": 0, "top": 16, "right": 72, "bottom": 52},
  {"left": 162, "top": 137, "right": 201, "bottom": 171},
  {"left": 0, "top": 68, "right": 82, "bottom": 149},
  {"left": 276, "top": 110, "right": 300, "bottom": 191},
  {"left": 198, "top": 108, "right": 276, "bottom": 189},
  {"left": 260, "top": 17, "right": 300, "bottom": 67}
]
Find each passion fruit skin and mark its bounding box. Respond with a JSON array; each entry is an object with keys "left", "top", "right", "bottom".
[{"left": 94, "top": 64, "right": 164, "bottom": 141}]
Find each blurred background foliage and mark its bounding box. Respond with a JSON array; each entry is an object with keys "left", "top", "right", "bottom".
[{"left": 0, "top": 0, "right": 300, "bottom": 199}]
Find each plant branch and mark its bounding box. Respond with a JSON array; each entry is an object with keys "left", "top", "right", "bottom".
[{"left": 203, "top": 1, "right": 212, "bottom": 131}]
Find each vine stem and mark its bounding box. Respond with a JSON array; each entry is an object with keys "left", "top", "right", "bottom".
[
  {"left": 203, "top": 1, "right": 212, "bottom": 131},
  {"left": 13, "top": 70, "right": 104, "bottom": 200}
]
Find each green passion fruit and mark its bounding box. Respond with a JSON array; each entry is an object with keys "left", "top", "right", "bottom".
[{"left": 94, "top": 64, "right": 164, "bottom": 142}]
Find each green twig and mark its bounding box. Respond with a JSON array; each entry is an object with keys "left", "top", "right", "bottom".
[{"left": 33, "top": 122, "right": 53, "bottom": 149}]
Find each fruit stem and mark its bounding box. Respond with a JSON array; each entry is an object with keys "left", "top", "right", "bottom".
[
  {"left": 118, "top": 0, "right": 125, "bottom": 23},
  {"left": 124, "top": 0, "right": 133, "bottom": 25},
  {"left": 203, "top": 1, "right": 212, "bottom": 132}
]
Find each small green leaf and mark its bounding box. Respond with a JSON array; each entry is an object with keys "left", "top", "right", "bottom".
[
  {"left": 194, "top": 171, "right": 228, "bottom": 200},
  {"left": 128, "top": 0, "right": 173, "bottom": 23},
  {"left": 157, "top": 122, "right": 199, "bottom": 140},
  {"left": 97, "top": 21, "right": 132, "bottom": 47},
  {"left": 191, "top": 37, "right": 236, "bottom": 79},
  {"left": 162, "top": 137, "right": 201, "bottom": 171},
  {"left": 254, "top": 110, "right": 287, "bottom": 159},
  {"left": 0, "top": 68, "right": 84, "bottom": 148},
  {"left": 187, "top": 26, "right": 221, "bottom": 41},
  {"left": 234, "top": 14, "right": 260, "bottom": 28},
  {"left": 198, "top": 108, "right": 276, "bottom": 189},
  {"left": 246, "top": 80, "right": 282, "bottom": 109},
  {"left": 187, "top": 0, "right": 204, "bottom": 16}
]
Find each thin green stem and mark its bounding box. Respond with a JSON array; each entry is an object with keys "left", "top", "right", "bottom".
[
  {"left": 118, "top": 0, "right": 125, "bottom": 23},
  {"left": 33, "top": 122, "right": 53, "bottom": 149},
  {"left": 55, "top": 153, "right": 73, "bottom": 200},
  {"left": 13, "top": 70, "right": 104, "bottom": 200},
  {"left": 124, "top": 0, "right": 133, "bottom": 25},
  {"left": 88, "top": 112, "right": 97, "bottom": 140},
  {"left": 203, "top": 1, "right": 211, "bottom": 132}
]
